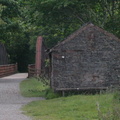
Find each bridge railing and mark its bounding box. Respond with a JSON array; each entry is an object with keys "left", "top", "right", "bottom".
[
  {"left": 28, "top": 64, "right": 50, "bottom": 78},
  {"left": 0, "top": 63, "right": 17, "bottom": 78},
  {"left": 28, "top": 64, "right": 35, "bottom": 78}
]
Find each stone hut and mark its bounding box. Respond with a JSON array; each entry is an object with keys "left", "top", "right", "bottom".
[
  {"left": 50, "top": 23, "right": 120, "bottom": 92},
  {"left": 0, "top": 42, "right": 8, "bottom": 65}
]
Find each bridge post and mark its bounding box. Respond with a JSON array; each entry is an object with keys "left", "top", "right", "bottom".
[{"left": 35, "top": 36, "right": 43, "bottom": 77}]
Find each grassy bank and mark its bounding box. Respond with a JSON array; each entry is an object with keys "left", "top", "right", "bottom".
[
  {"left": 20, "top": 77, "right": 49, "bottom": 97},
  {"left": 20, "top": 77, "right": 60, "bottom": 98},
  {"left": 20, "top": 78, "right": 120, "bottom": 120},
  {"left": 23, "top": 93, "right": 120, "bottom": 120}
]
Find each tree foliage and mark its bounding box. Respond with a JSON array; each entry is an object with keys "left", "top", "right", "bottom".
[
  {"left": 0, "top": 0, "right": 33, "bottom": 72},
  {"left": 21, "top": 0, "right": 120, "bottom": 48}
]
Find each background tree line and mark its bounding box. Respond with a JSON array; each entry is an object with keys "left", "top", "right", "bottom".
[{"left": 0, "top": 0, "right": 120, "bottom": 72}]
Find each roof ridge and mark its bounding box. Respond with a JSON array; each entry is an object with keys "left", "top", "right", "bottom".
[
  {"left": 50, "top": 23, "right": 120, "bottom": 51},
  {"left": 50, "top": 23, "right": 94, "bottom": 51},
  {"left": 93, "top": 25, "right": 120, "bottom": 41}
]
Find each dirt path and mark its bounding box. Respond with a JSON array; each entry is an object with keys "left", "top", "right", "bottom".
[{"left": 0, "top": 73, "right": 44, "bottom": 120}]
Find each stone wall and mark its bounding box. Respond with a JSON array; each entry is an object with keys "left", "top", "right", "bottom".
[{"left": 51, "top": 25, "right": 120, "bottom": 90}]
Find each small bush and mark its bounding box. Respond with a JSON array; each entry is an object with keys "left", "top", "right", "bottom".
[{"left": 45, "top": 88, "right": 61, "bottom": 99}]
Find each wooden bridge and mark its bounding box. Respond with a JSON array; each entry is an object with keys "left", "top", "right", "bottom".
[{"left": 0, "top": 42, "right": 18, "bottom": 78}]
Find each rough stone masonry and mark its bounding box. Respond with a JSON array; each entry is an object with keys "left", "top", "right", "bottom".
[{"left": 50, "top": 23, "right": 120, "bottom": 91}]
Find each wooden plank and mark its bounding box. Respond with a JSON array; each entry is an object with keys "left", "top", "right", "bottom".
[{"left": 55, "top": 87, "right": 108, "bottom": 91}]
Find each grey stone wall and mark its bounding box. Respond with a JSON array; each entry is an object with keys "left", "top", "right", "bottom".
[{"left": 51, "top": 26, "right": 120, "bottom": 90}]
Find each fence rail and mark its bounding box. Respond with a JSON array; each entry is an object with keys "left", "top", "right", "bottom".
[
  {"left": 28, "top": 64, "right": 35, "bottom": 78},
  {"left": 0, "top": 63, "right": 17, "bottom": 78},
  {"left": 28, "top": 64, "right": 50, "bottom": 78}
]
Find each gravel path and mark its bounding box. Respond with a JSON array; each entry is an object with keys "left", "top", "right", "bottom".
[{"left": 0, "top": 73, "right": 44, "bottom": 120}]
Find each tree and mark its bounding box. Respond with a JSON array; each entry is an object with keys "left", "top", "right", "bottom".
[
  {"left": 23, "top": 0, "right": 120, "bottom": 49},
  {"left": 0, "top": 0, "right": 34, "bottom": 72}
]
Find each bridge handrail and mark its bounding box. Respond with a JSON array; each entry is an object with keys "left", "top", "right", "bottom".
[
  {"left": 0, "top": 63, "right": 17, "bottom": 78},
  {"left": 28, "top": 64, "right": 35, "bottom": 77}
]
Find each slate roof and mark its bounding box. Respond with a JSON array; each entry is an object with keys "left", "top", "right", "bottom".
[{"left": 50, "top": 23, "right": 120, "bottom": 52}]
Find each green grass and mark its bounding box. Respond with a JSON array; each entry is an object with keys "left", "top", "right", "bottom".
[
  {"left": 20, "top": 77, "right": 49, "bottom": 97},
  {"left": 20, "top": 78, "right": 120, "bottom": 120},
  {"left": 22, "top": 93, "right": 119, "bottom": 120},
  {"left": 20, "top": 77, "right": 60, "bottom": 99}
]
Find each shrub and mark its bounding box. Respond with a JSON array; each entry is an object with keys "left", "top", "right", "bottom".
[{"left": 45, "top": 88, "right": 61, "bottom": 99}]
